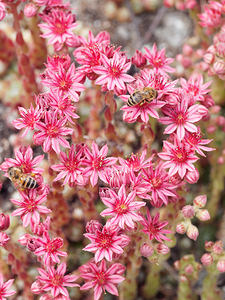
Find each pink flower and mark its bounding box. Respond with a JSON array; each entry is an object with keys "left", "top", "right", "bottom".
[
  {"left": 83, "top": 224, "right": 128, "bottom": 262},
  {"left": 39, "top": 9, "right": 77, "bottom": 46},
  {"left": 118, "top": 149, "right": 152, "bottom": 173},
  {"left": 47, "top": 91, "right": 79, "bottom": 124},
  {"left": 0, "top": 232, "right": 10, "bottom": 247},
  {"left": 42, "top": 64, "right": 85, "bottom": 102},
  {"left": 51, "top": 145, "right": 85, "bottom": 186},
  {"left": 198, "top": 1, "right": 223, "bottom": 31},
  {"left": 82, "top": 142, "right": 117, "bottom": 186},
  {"left": 35, "top": 263, "right": 79, "bottom": 298},
  {"left": 35, "top": 232, "right": 67, "bottom": 265},
  {"left": 131, "top": 50, "right": 147, "bottom": 68},
  {"left": 140, "top": 209, "right": 171, "bottom": 242},
  {"left": 0, "top": 146, "right": 44, "bottom": 175},
  {"left": 160, "top": 95, "right": 205, "bottom": 141},
  {"left": 30, "top": 216, "right": 51, "bottom": 236},
  {"left": 121, "top": 97, "right": 165, "bottom": 123},
  {"left": 11, "top": 190, "right": 51, "bottom": 227},
  {"left": 34, "top": 111, "right": 73, "bottom": 154},
  {"left": 100, "top": 185, "right": 146, "bottom": 229},
  {"left": 144, "top": 44, "right": 175, "bottom": 75},
  {"left": 0, "top": 274, "right": 16, "bottom": 299},
  {"left": 93, "top": 52, "right": 134, "bottom": 91},
  {"left": 12, "top": 104, "right": 42, "bottom": 137},
  {"left": 158, "top": 138, "right": 199, "bottom": 179},
  {"left": 180, "top": 74, "right": 211, "bottom": 103},
  {"left": 80, "top": 260, "right": 125, "bottom": 300},
  {"left": 184, "top": 128, "right": 215, "bottom": 157},
  {"left": 142, "top": 165, "right": 177, "bottom": 207},
  {"left": 0, "top": 3, "right": 6, "bottom": 22},
  {"left": 74, "top": 30, "right": 110, "bottom": 79}
]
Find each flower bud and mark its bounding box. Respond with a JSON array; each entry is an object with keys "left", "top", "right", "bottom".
[
  {"left": 193, "top": 195, "right": 207, "bottom": 208},
  {"left": 186, "top": 224, "right": 199, "bottom": 241},
  {"left": 213, "top": 61, "right": 225, "bottom": 76},
  {"left": 0, "top": 3, "right": 6, "bottom": 21},
  {"left": 174, "top": 260, "right": 180, "bottom": 270},
  {"left": 180, "top": 275, "right": 188, "bottom": 282},
  {"left": 176, "top": 222, "right": 186, "bottom": 234},
  {"left": 24, "top": 3, "right": 38, "bottom": 17},
  {"left": 0, "top": 214, "right": 10, "bottom": 231},
  {"left": 185, "top": 264, "right": 194, "bottom": 274},
  {"left": 201, "top": 253, "right": 213, "bottom": 266},
  {"left": 182, "top": 205, "right": 195, "bottom": 218},
  {"left": 212, "top": 241, "right": 223, "bottom": 254},
  {"left": 185, "top": 169, "right": 199, "bottom": 184},
  {"left": 183, "top": 44, "right": 193, "bottom": 56},
  {"left": 196, "top": 209, "right": 210, "bottom": 221},
  {"left": 205, "top": 241, "right": 214, "bottom": 251},
  {"left": 140, "top": 243, "right": 154, "bottom": 257},
  {"left": 131, "top": 50, "right": 147, "bottom": 68},
  {"left": 0, "top": 232, "right": 10, "bottom": 246},
  {"left": 86, "top": 220, "right": 102, "bottom": 234},
  {"left": 156, "top": 243, "right": 170, "bottom": 255},
  {"left": 217, "top": 259, "right": 225, "bottom": 273}
]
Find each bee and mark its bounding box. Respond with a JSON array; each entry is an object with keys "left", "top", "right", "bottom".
[
  {"left": 127, "top": 87, "right": 158, "bottom": 107},
  {"left": 8, "top": 167, "right": 38, "bottom": 190}
]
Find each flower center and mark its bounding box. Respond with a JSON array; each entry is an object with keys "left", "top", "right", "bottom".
[
  {"left": 126, "top": 154, "right": 140, "bottom": 171},
  {"left": 115, "top": 202, "right": 128, "bottom": 214},
  {"left": 151, "top": 177, "right": 162, "bottom": 188},
  {"left": 186, "top": 132, "right": 201, "bottom": 146},
  {"left": 66, "top": 161, "right": 78, "bottom": 172},
  {"left": 97, "top": 232, "right": 112, "bottom": 248},
  {"left": 92, "top": 157, "right": 104, "bottom": 170},
  {"left": 46, "top": 238, "right": 63, "bottom": 253},
  {"left": 47, "top": 126, "right": 59, "bottom": 137},
  {"left": 26, "top": 200, "right": 36, "bottom": 212},
  {"left": 51, "top": 274, "right": 63, "bottom": 287},
  {"left": 109, "top": 66, "right": 121, "bottom": 77},
  {"left": 54, "top": 22, "right": 66, "bottom": 35},
  {"left": 174, "top": 147, "right": 187, "bottom": 162},
  {"left": 59, "top": 80, "right": 70, "bottom": 91},
  {"left": 176, "top": 113, "right": 186, "bottom": 125},
  {"left": 97, "top": 271, "right": 106, "bottom": 285}
]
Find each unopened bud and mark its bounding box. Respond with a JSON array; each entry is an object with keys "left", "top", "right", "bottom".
[
  {"left": 193, "top": 195, "right": 207, "bottom": 208},
  {"left": 217, "top": 259, "right": 225, "bottom": 273},
  {"left": 183, "top": 44, "right": 193, "bottom": 56},
  {"left": 0, "top": 3, "right": 6, "bottom": 22},
  {"left": 0, "top": 232, "right": 10, "bottom": 246},
  {"left": 174, "top": 260, "right": 180, "bottom": 270},
  {"left": 86, "top": 220, "right": 102, "bottom": 234},
  {"left": 185, "top": 264, "right": 194, "bottom": 274},
  {"left": 201, "top": 253, "right": 213, "bottom": 266},
  {"left": 213, "top": 61, "right": 225, "bottom": 76},
  {"left": 213, "top": 241, "right": 223, "bottom": 254},
  {"left": 205, "top": 241, "right": 214, "bottom": 251},
  {"left": 196, "top": 209, "right": 210, "bottom": 221},
  {"left": 185, "top": 169, "right": 199, "bottom": 184},
  {"left": 176, "top": 222, "right": 186, "bottom": 234},
  {"left": 0, "top": 214, "right": 10, "bottom": 231},
  {"left": 131, "top": 50, "right": 147, "bottom": 68},
  {"left": 140, "top": 243, "right": 154, "bottom": 257},
  {"left": 24, "top": 3, "right": 38, "bottom": 17},
  {"left": 182, "top": 205, "right": 195, "bottom": 218},
  {"left": 203, "top": 52, "right": 214, "bottom": 64},
  {"left": 180, "top": 275, "right": 188, "bottom": 282},
  {"left": 186, "top": 224, "right": 199, "bottom": 241},
  {"left": 156, "top": 243, "right": 170, "bottom": 255}
]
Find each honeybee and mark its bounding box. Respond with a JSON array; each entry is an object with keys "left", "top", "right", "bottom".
[
  {"left": 127, "top": 87, "right": 158, "bottom": 107},
  {"left": 8, "top": 167, "right": 38, "bottom": 190}
]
